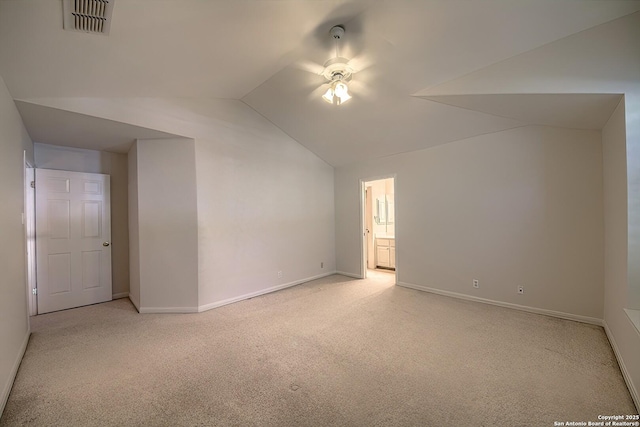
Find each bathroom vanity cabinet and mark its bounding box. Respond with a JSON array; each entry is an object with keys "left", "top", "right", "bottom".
[{"left": 376, "top": 237, "right": 395, "bottom": 270}]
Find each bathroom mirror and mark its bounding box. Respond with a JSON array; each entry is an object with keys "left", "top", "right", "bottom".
[
  {"left": 376, "top": 197, "right": 386, "bottom": 224},
  {"left": 375, "top": 195, "right": 394, "bottom": 225}
]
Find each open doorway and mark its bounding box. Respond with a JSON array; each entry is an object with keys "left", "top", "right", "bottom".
[{"left": 361, "top": 176, "right": 396, "bottom": 280}]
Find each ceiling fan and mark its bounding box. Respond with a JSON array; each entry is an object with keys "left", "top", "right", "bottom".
[
  {"left": 299, "top": 25, "right": 370, "bottom": 106},
  {"left": 320, "top": 26, "right": 354, "bottom": 105}
]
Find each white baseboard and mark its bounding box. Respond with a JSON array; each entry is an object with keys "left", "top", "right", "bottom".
[
  {"left": 112, "top": 292, "right": 129, "bottom": 300},
  {"left": 138, "top": 306, "right": 199, "bottom": 314},
  {"left": 1, "top": 329, "right": 30, "bottom": 417},
  {"left": 128, "top": 291, "right": 197, "bottom": 314},
  {"left": 336, "top": 271, "right": 363, "bottom": 279},
  {"left": 198, "top": 271, "right": 336, "bottom": 313},
  {"left": 397, "top": 281, "right": 603, "bottom": 326},
  {"left": 604, "top": 321, "right": 640, "bottom": 412}
]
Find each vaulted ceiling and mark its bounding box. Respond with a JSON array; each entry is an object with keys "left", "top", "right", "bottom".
[{"left": 0, "top": 0, "right": 638, "bottom": 166}]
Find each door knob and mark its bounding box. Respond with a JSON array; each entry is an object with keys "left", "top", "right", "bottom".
[{"left": 103, "top": 242, "right": 110, "bottom": 247}]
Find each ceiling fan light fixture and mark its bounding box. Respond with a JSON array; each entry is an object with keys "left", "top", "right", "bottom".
[
  {"left": 323, "top": 78, "right": 352, "bottom": 105},
  {"left": 337, "top": 89, "right": 351, "bottom": 105},
  {"left": 322, "top": 87, "right": 334, "bottom": 103},
  {"left": 320, "top": 25, "right": 355, "bottom": 106},
  {"left": 334, "top": 81, "right": 349, "bottom": 98}
]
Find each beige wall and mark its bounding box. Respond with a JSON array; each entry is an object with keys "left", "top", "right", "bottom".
[
  {"left": 31, "top": 98, "right": 336, "bottom": 312},
  {"left": 416, "top": 12, "right": 640, "bottom": 375},
  {"left": 127, "top": 142, "right": 140, "bottom": 309},
  {"left": 34, "top": 143, "right": 130, "bottom": 297},
  {"left": 130, "top": 138, "right": 199, "bottom": 312},
  {"left": 109, "top": 153, "right": 130, "bottom": 298},
  {"left": 194, "top": 120, "right": 335, "bottom": 308},
  {"left": 628, "top": 93, "right": 640, "bottom": 313},
  {"left": 603, "top": 99, "right": 640, "bottom": 407},
  {"left": 0, "top": 75, "right": 33, "bottom": 414},
  {"left": 336, "top": 125, "right": 604, "bottom": 319}
]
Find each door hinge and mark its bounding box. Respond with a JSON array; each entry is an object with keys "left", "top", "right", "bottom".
[
  {"left": 30, "top": 181, "right": 35, "bottom": 188},
  {"left": 32, "top": 288, "right": 37, "bottom": 295}
]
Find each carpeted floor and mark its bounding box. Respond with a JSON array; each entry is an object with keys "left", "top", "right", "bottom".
[{"left": 1, "top": 271, "right": 636, "bottom": 426}]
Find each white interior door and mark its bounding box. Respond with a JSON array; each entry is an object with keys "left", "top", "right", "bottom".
[{"left": 36, "top": 169, "right": 112, "bottom": 314}]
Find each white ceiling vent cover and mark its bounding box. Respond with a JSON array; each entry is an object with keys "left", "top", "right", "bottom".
[{"left": 62, "top": 0, "right": 114, "bottom": 35}]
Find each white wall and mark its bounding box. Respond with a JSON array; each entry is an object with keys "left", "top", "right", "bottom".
[
  {"left": 629, "top": 95, "right": 640, "bottom": 313},
  {"left": 336, "top": 125, "right": 604, "bottom": 320},
  {"left": 33, "top": 143, "right": 129, "bottom": 297},
  {"left": 130, "top": 138, "right": 199, "bottom": 312},
  {"left": 0, "top": 75, "right": 33, "bottom": 415},
  {"left": 422, "top": 11, "right": 640, "bottom": 307},
  {"left": 603, "top": 100, "right": 640, "bottom": 406},
  {"left": 109, "top": 152, "right": 129, "bottom": 298},
  {"left": 127, "top": 143, "right": 140, "bottom": 310},
  {"left": 194, "top": 104, "right": 335, "bottom": 308},
  {"left": 30, "top": 98, "right": 336, "bottom": 312},
  {"left": 414, "top": 11, "right": 640, "bottom": 406}
]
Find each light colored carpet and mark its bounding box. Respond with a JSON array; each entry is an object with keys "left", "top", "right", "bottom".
[{"left": 1, "top": 271, "right": 636, "bottom": 426}]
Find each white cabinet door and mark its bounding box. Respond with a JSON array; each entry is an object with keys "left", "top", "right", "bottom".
[
  {"left": 36, "top": 169, "right": 112, "bottom": 314},
  {"left": 376, "top": 238, "right": 390, "bottom": 267},
  {"left": 377, "top": 246, "right": 389, "bottom": 267}
]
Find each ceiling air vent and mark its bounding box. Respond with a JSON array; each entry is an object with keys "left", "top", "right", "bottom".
[{"left": 62, "top": 0, "right": 114, "bottom": 35}]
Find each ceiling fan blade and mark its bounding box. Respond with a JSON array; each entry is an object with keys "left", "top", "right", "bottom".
[
  {"left": 295, "top": 60, "right": 325, "bottom": 75},
  {"left": 349, "top": 80, "right": 376, "bottom": 102},
  {"left": 347, "top": 54, "right": 374, "bottom": 74}
]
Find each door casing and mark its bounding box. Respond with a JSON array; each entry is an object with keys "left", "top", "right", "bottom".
[{"left": 360, "top": 175, "right": 397, "bottom": 280}]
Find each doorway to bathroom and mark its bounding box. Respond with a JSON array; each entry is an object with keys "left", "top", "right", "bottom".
[{"left": 361, "top": 177, "right": 396, "bottom": 280}]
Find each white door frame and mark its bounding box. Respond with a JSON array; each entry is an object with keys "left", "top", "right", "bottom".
[
  {"left": 359, "top": 174, "right": 397, "bottom": 281},
  {"left": 365, "top": 186, "right": 375, "bottom": 270},
  {"left": 24, "top": 155, "right": 37, "bottom": 316}
]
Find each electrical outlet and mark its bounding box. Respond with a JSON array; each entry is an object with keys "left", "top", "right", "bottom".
[
  {"left": 473, "top": 279, "right": 479, "bottom": 288},
  {"left": 277, "top": 271, "right": 282, "bottom": 279},
  {"left": 518, "top": 286, "right": 524, "bottom": 294},
  {"left": 321, "top": 262, "right": 324, "bottom": 268}
]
